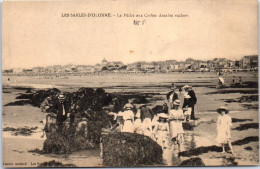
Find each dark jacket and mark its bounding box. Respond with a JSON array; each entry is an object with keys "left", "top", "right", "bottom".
[
  {"left": 140, "top": 107, "right": 154, "bottom": 121},
  {"left": 53, "top": 101, "right": 70, "bottom": 123},
  {"left": 183, "top": 90, "right": 197, "bottom": 108},
  {"left": 166, "top": 91, "right": 178, "bottom": 102},
  {"left": 188, "top": 90, "right": 197, "bottom": 105}
]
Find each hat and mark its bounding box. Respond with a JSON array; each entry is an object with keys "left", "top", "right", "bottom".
[
  {"left": 139, "top": 104, "right": 146, "bottom": 108},
  {"left": 58, "top": 94, "right": 65, "bottom": 100},
  {"left": 108, "top": 112, "right": 116, "bottom": 116},
  {"left": 158, "top": 113, "right": 168, "bottom": 119},
  {"left": 170, "top": 86, "right": 176, "bottom": 90},
  {"left": 183, "top": 85, "right": 192, "bottom": 89},
  {"left": 124, "top": 103, "right": 133, "bottom": 110},
  {"left": 183, "top": 85, "right": 189, "bottom": 89},
  {"left": 173, "top": 100, "right": 181, "bottom": 106},
  {"left": 117, "top": 111, "right": 124, "bottom": 116},
  {"left": 217, "top": 107, "right": 229, "bottom": 114}
]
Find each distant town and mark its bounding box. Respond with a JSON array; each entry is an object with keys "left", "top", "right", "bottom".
[{"left": 3, "top": 55, "right": 258, "bottom": 75}]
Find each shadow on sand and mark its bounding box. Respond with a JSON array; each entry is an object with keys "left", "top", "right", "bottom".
[
  {"left": 5, "top": 100, "right": 31, "bottom": 106},
  {"left": 232, "top": 123, "right": 259, "bottom": 131},
  {"left": 179, "top": 136, "right": 259, "bottom": 157},
  {"left": 231, "top": 118, "right": 253, "bottom": 123},
  {"left": 232, "top": 136, "right": 259, "bottom": 146}
]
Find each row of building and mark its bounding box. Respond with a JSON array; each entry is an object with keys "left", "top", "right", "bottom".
[{"left": 3, "top": 55, "right": 258, "bottom": 74}]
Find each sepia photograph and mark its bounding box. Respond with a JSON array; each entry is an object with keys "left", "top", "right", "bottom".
[{"left": 2, "top": 0, "right": 259, "bottom": 167}]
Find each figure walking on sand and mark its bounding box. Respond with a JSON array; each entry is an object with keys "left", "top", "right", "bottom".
[
  {"left": 166, "top": 85, "right": 178, "bottom": 110},
  {"left": 140, "top": 104, "right": 154, "bottom": 137},
  {"left": 183, "top": 85, "right": 197, "bottom": 120},
  {"left": 153, "top": 113, "right": 170, "bottom": 150},
  {"left": 216, "top": 107, "right": 235, "bottom": 155},
  {"left": 168, "top": 100, "right": 185, "bottom": 154}
]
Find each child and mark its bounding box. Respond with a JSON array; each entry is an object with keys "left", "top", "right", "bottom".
[
  {"left": 216, "top": 107, "right": 235, "bottom": 155},
  {"left": 153, "top": 113, "right": 170, "bottom": 150},
  {"left": 134, "top": 109, "right": 143, "bottom": 135},
  {"left": 168, "top": 100, "right": 185, "bottom": 154},
  {"left": 183, "top": 107, "right": 191, "bottom": 122}
]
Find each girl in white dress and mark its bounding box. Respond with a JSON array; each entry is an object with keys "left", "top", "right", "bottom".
[
  {"left": 216, "top": 107, "right": 235, "bottom": 155},
  {"left": 168, "top": 100, "right": 185, "bottom": 154},
  {"left": 122, "top": 106, "right": 135, "bottom": 133},
  {"left": 134, "top": 109, "right": 143, "bottom": 134},
  {"left": 153, "top": 113, "right": 170, "bottom": 149}
]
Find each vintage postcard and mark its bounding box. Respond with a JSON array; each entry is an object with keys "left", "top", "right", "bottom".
[{"left": 2, "top": 0, "right": 259, "bottom": 167}]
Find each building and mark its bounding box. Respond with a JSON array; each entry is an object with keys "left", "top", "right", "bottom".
[{"left": 13, "top": 68, "right": 23, "bottom": 74}]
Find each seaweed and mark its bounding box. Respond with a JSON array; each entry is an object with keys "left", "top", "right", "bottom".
[
  {"left": 179, "top": 145, "right": 222, "bottom": 157},
  {"left": 206, "top": 89, "right": 258, "bottom": 95},
  {"left": 3, "top": 126, "right": 38, "bottom": 136},
  {"left": 244, "top": 146, "right": 253, "bottom": 151},
  {"left": 178, "top": 157, "right": 205, "bottom": 166},
  {"left": 232, "top": 123, "right": 259, "bottom": 131},
  {"left": 4, "top": 100, "right": 31, "bottom": 106},
  {"left": 102, "top": 132, "right": 163, "bottom": 167},
  {"left": 232, "top": 136, "right": 259, "bottom": 146},
  {"left": 231, "top": 118, "right": 253, "bottom": 123}
]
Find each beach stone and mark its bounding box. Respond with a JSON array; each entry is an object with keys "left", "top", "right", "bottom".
[
  {"left": 101, "top": 132, "right": 163, "bottom": 167},
  {"left": 178, "top": 157, "right": 205, "bottom": 166}
]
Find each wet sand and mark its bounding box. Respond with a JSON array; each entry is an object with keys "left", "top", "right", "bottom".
[{"left": 2, "top": 72, "right": 259, "bottom": 167}]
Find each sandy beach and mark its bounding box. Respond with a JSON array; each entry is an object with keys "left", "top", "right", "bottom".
[{"left": 2, "top": 72, "right": 259, "bottom": 167}]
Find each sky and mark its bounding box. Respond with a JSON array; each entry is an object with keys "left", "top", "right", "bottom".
[{"left": 2, "top": 0, "right": 258, "bottom": 69}]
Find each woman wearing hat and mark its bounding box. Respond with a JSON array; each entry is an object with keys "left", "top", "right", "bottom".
[
  {"left": 168, "top": 100, "right": 185, "bottom": 154},
  {"left": 216, "top": 107, "right": 235, "bottom": 155},
  {"left": 152, "top": 113, "right": 170, "bottom": 150},
  {"left": 182, "top": 94, "right": 192, "bottom": 122},
  {"left": 121, "top": 105, "right": 135, "bottom": 133},
  {"left": 166, "top": 86, "right": 179, "bottom": 110},
  {"left": 133, "top": 109, "right": 143, "bottom": 135}
]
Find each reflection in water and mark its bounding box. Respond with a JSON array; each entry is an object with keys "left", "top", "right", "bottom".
[
  {"left": 162, "top": 148, "right": 182, "bottom": 166},
  {"left": 162, "top": 132, "right": 214, "bottom": 166}
]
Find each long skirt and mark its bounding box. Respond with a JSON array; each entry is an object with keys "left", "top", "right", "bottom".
[
  {"left": 155, "top": 130, "right": 169, "bottom": 148},
  {"left": 122, "top": 120, "right": 134, "bottom": 133},
  {"left": 216, "top": 126, "right": 231, "bottom": 144},
  {"left": 169, "top": 121, "right": 184, "bottom": 144}
]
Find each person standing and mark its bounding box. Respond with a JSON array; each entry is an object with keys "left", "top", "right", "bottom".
[
  {"left": 121, "top": 104, "right": 135, "bottom": 133},
  {"left": 133, "top": 109, "right": 143, "bottom": 134},
  {"left": 54, "top": 94, "right": 70, "bottom": 128},
  {"left": 166, "top": 86, "right": 179, "bottom": 110},
  {"left": 140, "top": 104, "right": 154, "bottom": 137},
  {"left": 216, "top": 107, "right": 235, "bottom": 155},
  {"left": 168, "top": 100, "right": 185, "bottom": 154},
  {"left": 153, "top": 113, "right": 170, "bottom": 150},
  {"left": 40, "top": 97, "right": 52, "bottom": 112},
  {"left": 186, "top": 86, "right": 197, "bottom": 120}
]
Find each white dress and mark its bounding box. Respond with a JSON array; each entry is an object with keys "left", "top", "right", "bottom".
[
  {"left": 168, "top": 109, "right": 184, "bottom": 139},
  {"left": 216, "top": 114, "right": 232, "bottom": 144},
  {"left": 134, "top": 110, "right": 143, "bottom": 134},
  {"left": 154, "top": 123, "right": 169, "bottom": 148},
  {"left": 122, "top": 110, "right": 135, "bottom": 133}
]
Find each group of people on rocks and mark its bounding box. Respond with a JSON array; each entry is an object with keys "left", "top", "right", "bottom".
[
  {"left": 42, "top": 82, "right": 235, "bottom": 156},
  {"left": 107, "top": 84, "right": 198, "bottom": 154},
  {"left": 109, "top": 83, "right": 235, "bottom": 155},
  {"left": 167, "top": 83, "right": 197, "bottom": 121}
]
